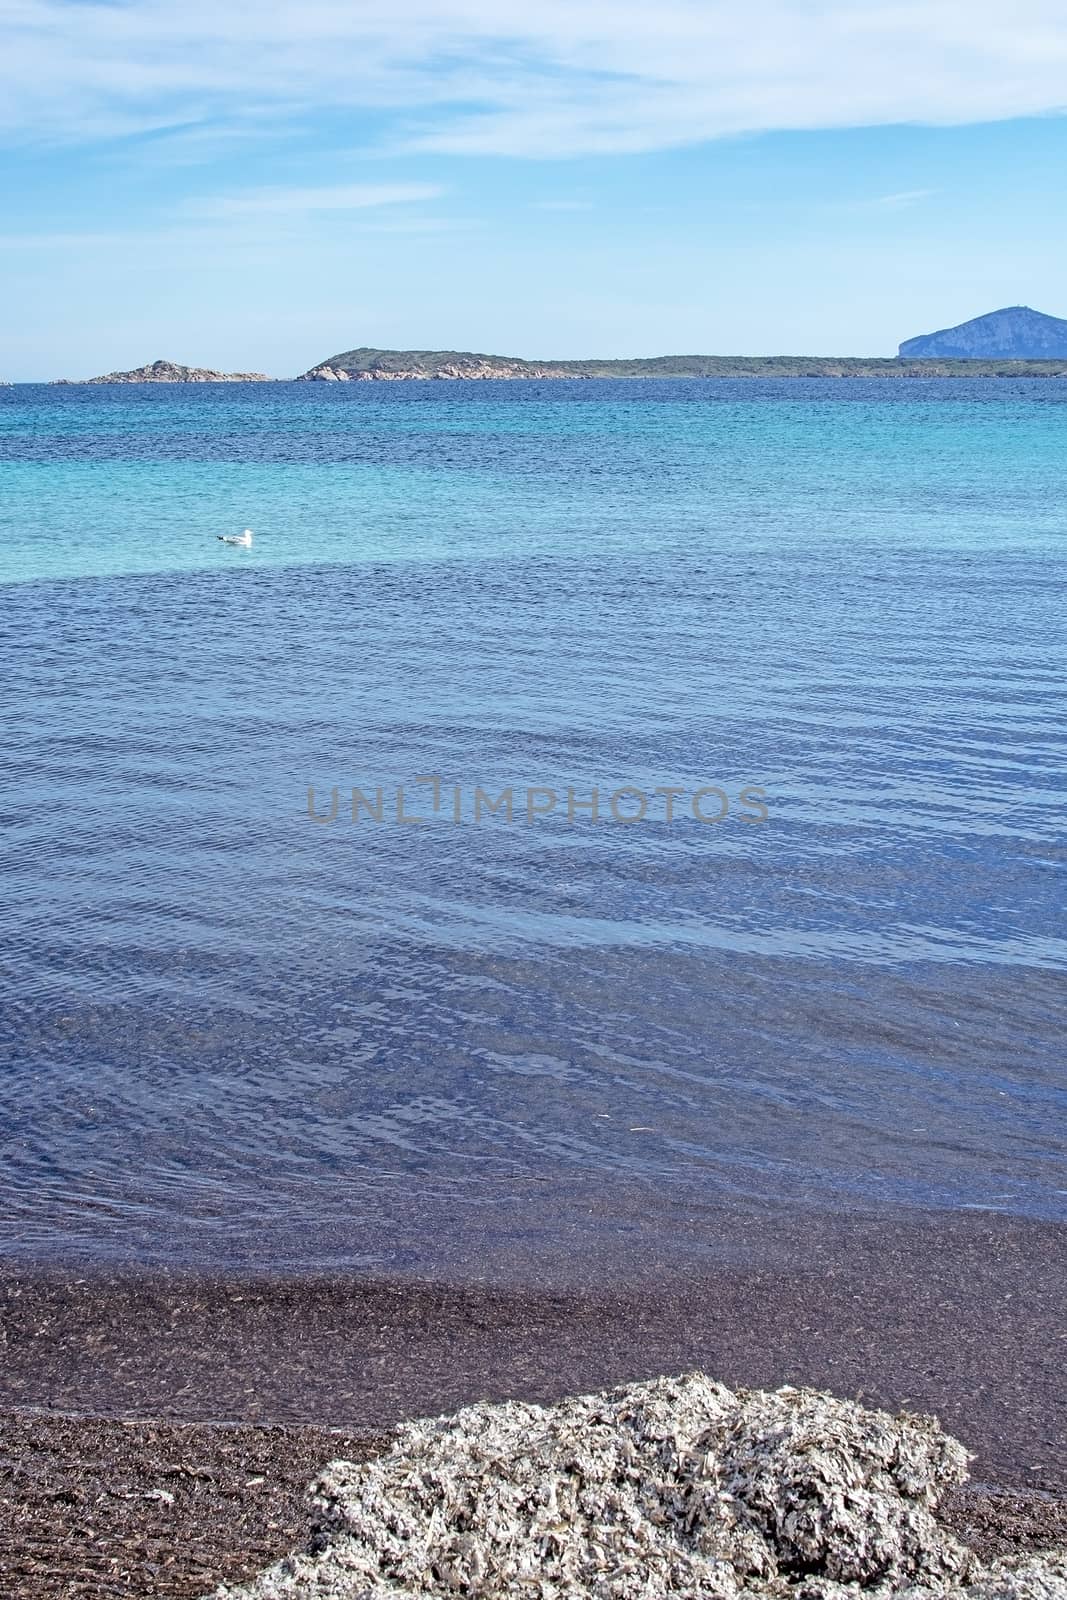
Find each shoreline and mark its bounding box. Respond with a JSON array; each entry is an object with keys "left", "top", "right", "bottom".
[
  {"left": 3, "top": 1210, "right": 1063, "bottom": 1487},
  {"left": 2, "top": 1210, "right": 1063, "bottom": 1596}
]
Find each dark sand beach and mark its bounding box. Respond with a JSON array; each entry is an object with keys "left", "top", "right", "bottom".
[{"left": 1, "top": 1209, "right": 1064, "bottom": 1597}]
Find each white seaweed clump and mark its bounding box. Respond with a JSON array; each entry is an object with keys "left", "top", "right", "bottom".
[{"left": 214, "top": 1374, "right": 1067, "bottom": 1600}]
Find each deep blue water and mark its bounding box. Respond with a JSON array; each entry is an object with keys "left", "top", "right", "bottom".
[{"left": 1, "top": 379, "right": 1065, "bottom": 1272}]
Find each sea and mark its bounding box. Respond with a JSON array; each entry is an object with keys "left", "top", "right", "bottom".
[{"left": 1, "top": 378, "right": 1064, "bottom": 1276}]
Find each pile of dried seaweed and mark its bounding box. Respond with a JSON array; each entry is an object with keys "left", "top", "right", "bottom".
[{"left": 214, "top": 1374, "right": 1067, "bottom": 1600}]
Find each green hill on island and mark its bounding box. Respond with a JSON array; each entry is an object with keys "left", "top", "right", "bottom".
[{"left": 301, "top": 346, "right": 1067, "bottom": 380}]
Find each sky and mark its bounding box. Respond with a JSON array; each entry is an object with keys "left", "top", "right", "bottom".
[{"left": 3, "top": 0, "right": 1067, "bottom": 379}]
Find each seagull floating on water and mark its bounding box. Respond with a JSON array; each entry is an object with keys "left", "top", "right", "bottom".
[{"left": 217, "top": 529, "right": 253, "bottom": 548}]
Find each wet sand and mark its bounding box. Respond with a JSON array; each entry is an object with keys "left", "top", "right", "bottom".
[{"left": 1, "top": 1210, "right": 1064, "bottom": 1597}]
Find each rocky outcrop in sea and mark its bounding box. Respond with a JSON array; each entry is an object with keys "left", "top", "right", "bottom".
[{"left": 52, "top": 359, "right": 272, "bottom": 384}]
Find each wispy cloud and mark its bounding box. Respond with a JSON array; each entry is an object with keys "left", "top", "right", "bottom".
[
  {"left": 531, "top": 200, "right": 593, "bottom": 211},
  {"left": 869, "top": 189, "right": 938, "bottom": 209},
  {"left": 186, "top": 182, "right": 445, "bottom": 218},
  {"left": 2, "top": 2, "right": 1067, "bottom": 157}
]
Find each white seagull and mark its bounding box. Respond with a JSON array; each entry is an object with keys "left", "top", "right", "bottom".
[{"left": 217, "top": 529, "right": 253, "bottom": 548}]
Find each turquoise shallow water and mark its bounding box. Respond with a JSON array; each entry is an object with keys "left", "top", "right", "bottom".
[
  {"left": 0, "top": 379, "right": 1064, "bottom": 1271},
  {"left": 3, "top": 379, "right": 1067, "bottom": 583}
]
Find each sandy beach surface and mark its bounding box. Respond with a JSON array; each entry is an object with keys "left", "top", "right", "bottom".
[{"left": 1, "top": 1210, "right": 1063, "bottom": 1597}]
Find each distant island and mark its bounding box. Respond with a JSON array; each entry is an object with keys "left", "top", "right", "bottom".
[
  {"left": 52, "top": 358, "right": 272, "bottom": 385},
  {"left": 41, "top": 312, "right": 1067, "bottom": 385},
  {"left": 298, "top": 347, "right": 1067, "bottom": 380},
  {"left": 899, "top": 305, "right": 1067, "bottom": 359}
]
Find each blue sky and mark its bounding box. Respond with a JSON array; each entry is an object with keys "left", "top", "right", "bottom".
[{"left": 3, "top": 0, "right": 1067, "bottom": 379}]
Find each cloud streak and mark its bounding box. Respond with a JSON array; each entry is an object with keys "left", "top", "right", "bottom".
[
  {"left": 3, "top": 1, "right": 1067, "bottom": 157},
  {"left": 868, "top": 189, "right": 938, "bottom": 209},
  {"left": 187, "top": 182, "right": 445, "bottom": 217}
]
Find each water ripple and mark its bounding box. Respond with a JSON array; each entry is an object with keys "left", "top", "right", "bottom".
[{"left": 0, "top": 381, "right": 1065, "bottom": 1267}]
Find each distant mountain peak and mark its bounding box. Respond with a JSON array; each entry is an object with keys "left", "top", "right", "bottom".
[{"left": 899, "top": 306, "right": 1067, "bottom": 359}]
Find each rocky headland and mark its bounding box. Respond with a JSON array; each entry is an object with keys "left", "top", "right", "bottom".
[{"left": 302, "top": 352, "right": 574, "bottom": 381}]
